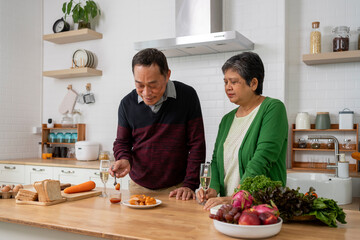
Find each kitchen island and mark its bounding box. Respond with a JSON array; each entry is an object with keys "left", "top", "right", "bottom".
[{"left": 0, "top": 190, "right": 359, "bottom": 240}]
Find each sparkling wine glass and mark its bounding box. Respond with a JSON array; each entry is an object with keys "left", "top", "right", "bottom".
[
  {"left": 99, "top": 160, "right": 110, "bottom": 197},
  {"left": 199, "top": 162, "right": 211, "bottom": 203}
]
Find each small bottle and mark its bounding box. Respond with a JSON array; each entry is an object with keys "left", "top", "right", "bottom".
[{"left": 310, "top": 21, "right": 321, "bottom": 54}]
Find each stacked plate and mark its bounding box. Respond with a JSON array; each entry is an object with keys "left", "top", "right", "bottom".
[{"left": 72, "top": 49, "right": 97, "bottom": 68}]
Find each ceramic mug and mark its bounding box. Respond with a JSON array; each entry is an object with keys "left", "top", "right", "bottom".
[{"left": 315, "top": 112, "right": 331, "bottom": 129}]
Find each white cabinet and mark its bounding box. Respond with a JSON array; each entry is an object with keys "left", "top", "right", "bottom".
[
  {"left": 0, "top": 164, "right": 25, "bottom": 185},
  {"left": 53, "top": 167, "right": 90, "bottom": 185},
  {"left": 24, "top": 165, "right": 54, "bottom": 184}
]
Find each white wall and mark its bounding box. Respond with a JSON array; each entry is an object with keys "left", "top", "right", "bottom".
[
  {"left": 287, "top": 0, "right": 360, "bottom": 165},
  {"left": 0, "top": 0, "right": 42, "bottom": 159}
]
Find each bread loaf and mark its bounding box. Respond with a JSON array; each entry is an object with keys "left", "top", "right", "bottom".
[
  {"left": 15, "top": 189, "right": 38, "bottom": 201},
  {"left": 33, "top": 179, "right": 62, "bottom": 202}
]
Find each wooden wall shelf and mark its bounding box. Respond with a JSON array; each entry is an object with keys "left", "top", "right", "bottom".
[
  {"left": 43, "top": 68, "right": 102, "bottom": 79},
  {"left": 43, "top": 29, "right": 103, "bottom": 44},
  {"left": 42, "top": 124, "right": 85, "bottom": 160},
  {"left": 291, "top": 123, "right": 359, "bottom": 172},
  {"left": 302, "top": 50, "right": 360, "bottom": 65}
]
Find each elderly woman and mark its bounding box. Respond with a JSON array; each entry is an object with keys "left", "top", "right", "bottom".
[{"left": 197, "top": 52, "right": 288, "bottom": 210}]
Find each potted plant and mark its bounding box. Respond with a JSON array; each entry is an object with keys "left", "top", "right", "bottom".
[{"left": 62, "top": 0, "right": 101, "bottom": 29}]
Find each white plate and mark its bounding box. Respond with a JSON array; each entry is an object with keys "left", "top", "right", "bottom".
[
  {"left": 73, "top": 49, "right": 88, "bottom": 67},
  {"left": 122, "top": 199, "right": 162, "bottom": 209},
  {"left": 213, "top": 217, "right": 283, "bottom": 239}
]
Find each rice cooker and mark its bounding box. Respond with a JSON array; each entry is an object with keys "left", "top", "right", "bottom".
[{"left": 75, "top": 141, "right": 99, "bottom": 161}]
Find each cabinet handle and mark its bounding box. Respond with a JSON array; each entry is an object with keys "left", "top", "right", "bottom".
[
  {"left": 94, "top": 172, "right": 100, "bottom": 176},
  {"left": 61, "top": 170, "right": 75, "bottom": 174},
  {"left": 32, "top": 168, "right": 45, "bottom": 172},
  {"left": 4, "top": 166, "right": 16, "bottom": 170}
]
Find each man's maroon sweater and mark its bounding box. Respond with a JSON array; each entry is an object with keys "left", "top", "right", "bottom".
[{"left": 113, "top": 81, "right": 206, "bottom": 191}]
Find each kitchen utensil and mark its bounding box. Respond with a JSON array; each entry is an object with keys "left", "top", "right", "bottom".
[
  {"left": 61, "top": 189, "right": 102, "bottom": 201},
  {"left": 315, "top": 112, "right": 330, "bottom": 129},
  {"left": 56, "top": 132, "right": 64, "bottom": 143},
  {"left": 59, "top": 85, "right": 78, "bottom": 115},
  {"left": 71, "top": 133, "right": 78, "bottom": 143},
  {"left": 64, "top": 133, "right": 72, "bottom": 143},
  {"left": 83, "top": 83, "right": 95, "bottom": 104},
  {"left": 16, "top": 198, "right": 66, "bottom": 206},
  {"left": 60, "top": 147, "right": 68, "bottom": 158},
  {"left": 112, "top": 166, "right": 117, "bottom": 186}
]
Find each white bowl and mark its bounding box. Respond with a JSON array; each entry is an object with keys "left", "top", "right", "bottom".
[{"left": 213, "top": 217, "right": 283, "bottom": 239}]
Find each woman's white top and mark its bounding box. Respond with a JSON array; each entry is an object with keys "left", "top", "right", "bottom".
[{"left": 223, "top": 104, "right": 261, "bottom": 196}]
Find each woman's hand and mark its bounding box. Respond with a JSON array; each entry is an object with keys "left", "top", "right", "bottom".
[
  {"left": 196, "top": 188, "right": 217, "bottom": 204},
  {"left": 203, "top": 196, "right": 232, "bottom": 211}
]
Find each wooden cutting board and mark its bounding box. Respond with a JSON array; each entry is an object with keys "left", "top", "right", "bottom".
[
  {"left": 16, "top": 198, "right": 67, "bottom": 206},
  {"left": 61, "top": 189, "right": 102, "bottom": 201}
]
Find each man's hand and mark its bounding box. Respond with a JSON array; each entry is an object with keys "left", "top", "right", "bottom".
[
  {"left": 196, "top": 188, "right": 217, "bottom": 204},
  {"left": 169, "top": 187, "right": 195, "bottom": 200},
  {"left": 203, "top": 196, "right": 232, "bottom": 211},
  {"left": 109, "top": 159, "right": 130, "bottom": 178}
]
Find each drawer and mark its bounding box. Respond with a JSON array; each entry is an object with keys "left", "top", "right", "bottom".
[
  {"left": 24, "top": 165, "right": 54, "bottom": 184},
  {"left": 53, "top": 167, "right": 89, "bottom": 185},
  {"left": 0, "top": 164, "right": 25, "bottom": 184}
]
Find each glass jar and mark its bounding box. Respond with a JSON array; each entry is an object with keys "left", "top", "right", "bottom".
[
  {"left": 99, "top": 151, "right": 110, "bottom": 160},
  {"left": 327, "top": 139, "right": 334, "bottom": 149},
  {"left": 343, "top": 138, "right": 352, "bottom": 150},
  {"left": 311, "top": 139, "right": 321, "bottom": 149},
  {"left": 332, "top": 26, "right": 350, "bottom": 52},
  {"left": 56, "top": 132, "right": 64, "bottom": 143},
  {"left": 310, "top": 21, "right": 321, "bottom": 54},
  {"left": 71, "top": 133, "right": 78, "bottom": 143},
  {"left": 298, "top": 138, "right": 307, "bottom": 148},
  {"left": 64, "top": 132, "right": 72, "bottom": 143},
  {"left": 48, "top": 132, "right": 56, "bottom": 143}
]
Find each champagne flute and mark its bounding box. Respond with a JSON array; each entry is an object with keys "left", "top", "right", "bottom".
[
  {"left": 99, "top": 160, "right": 110, "bottom": 197},
  {"left": 199, "top": 162, "right": 211, "bottom": 204}
]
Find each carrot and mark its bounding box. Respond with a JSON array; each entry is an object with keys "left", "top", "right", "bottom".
[{"left": 63, "top": 181, "right": 96, "bottom": 194}]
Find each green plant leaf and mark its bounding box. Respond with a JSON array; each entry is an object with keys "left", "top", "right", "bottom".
[
  {"left": 67, "top": 1, "right": 73, "bottom": 15},
  {"left": 62, "top": 2, "right": 67, "bottom": 14}
]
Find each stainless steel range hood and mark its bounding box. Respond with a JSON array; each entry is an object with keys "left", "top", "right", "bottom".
[{"left": 134, "top": 0, "right": 254, "bottom": 58}]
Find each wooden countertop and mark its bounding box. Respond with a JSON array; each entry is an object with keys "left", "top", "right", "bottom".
[
  {"left": 0, "top": 158, "right": 100, "bottom": 169},
  {"left": 0, "top": 190, "right": 359, "bottom": 240}
]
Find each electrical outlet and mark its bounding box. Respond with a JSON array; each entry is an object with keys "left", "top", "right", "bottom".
[{"left": 32, "top": 126, "right": 42, "bottom": 134}]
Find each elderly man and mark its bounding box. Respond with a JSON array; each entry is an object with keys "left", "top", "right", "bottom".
[{"left": 110, "top": 48, "right": 206, "bottom": 200}]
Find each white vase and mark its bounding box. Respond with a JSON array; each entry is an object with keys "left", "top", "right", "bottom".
[{"left": 296, "top": 112, "right": 310, "bottom": 129}]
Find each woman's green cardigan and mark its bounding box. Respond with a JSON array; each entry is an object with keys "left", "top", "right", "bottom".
[{"left": 209, "top": 97, "right": 288, "bottom": 196}]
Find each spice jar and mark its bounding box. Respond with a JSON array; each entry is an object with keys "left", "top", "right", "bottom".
[
  {"left": 310, "top": 21, "right": 321, "bottom": 54},
  {"left": 332, "top": 26, "right": 350, "bottom": 52},
  {"left": 298, "top": 138, "right": 307, "bottom": 148},
  {"left": 311, "top": 139, "right": 321, "bottom": 149},
  {"left": 327, "top": 139, "right": 334, "bottom": 149},
  {"left": 99, "top": 151, "right": 110, "bottom": 160}
]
